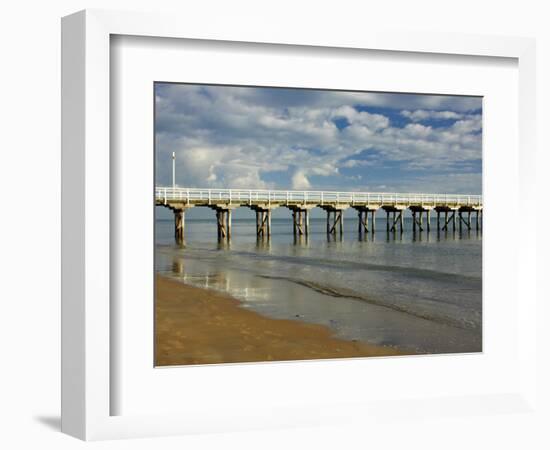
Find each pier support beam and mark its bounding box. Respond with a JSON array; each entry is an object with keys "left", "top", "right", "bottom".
[
  {"left": 251, "top": 205, "right": 279, "bottom": 239},
  {"left": 475, "top": 209, "right": 482, "bottom": 231},
  {"left": 173, "top": 208, "right": 185, "bottom": 244},
  {"left": 457, "top": 206, "right": 479, "bottom": 232},
  {"left": 382, "top": 206, "right": 405, "bottom": 234},
  {"left": 167, "top": 205, "right": 195, "bottom": 244},
  {"left": 353, "top": 206, "right": 379, "bottom": 237},
  {"left": 287, "top": 206, "right": 314, "bottom": 237},
  {"left": 332, "top": 210, "right": 343, "bottom": 235},
  {"left": 227, "top": 209, "right": 232, "bottom": 239},
  {"left": 294, "top": 210, "right": 303, "bottom": 236},
  {"left": 255, "top": 209, "right": 271, "bottom": 237},
  {"left": 437, "top": 206, "right": 459, "bottom": 232},
  {"left": 211, "top": 205, "right": 236, "bottom": 241},
  {"left": 410, "top": 206, "right": 434, "bottom": 233},
  {"left": 453, "top": 210, "right": 457, "bottom": 231},
  {"left": 426, "top": 210, "right": 430, "bottom": 232},
  {"left": 321, "top": 206, "right": 348, "bottom": 236}
]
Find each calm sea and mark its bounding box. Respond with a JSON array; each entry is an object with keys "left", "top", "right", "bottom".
[{"left": 155, "top": 215, "right": 482, "bottom": 355}]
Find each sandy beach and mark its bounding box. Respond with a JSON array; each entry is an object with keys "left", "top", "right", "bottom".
[{"left": 155, "top": 274, "right": 404, "bottom": 366}]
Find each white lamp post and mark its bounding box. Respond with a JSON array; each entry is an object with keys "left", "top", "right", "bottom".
[{"left": 172, "top": 151, "right": 176, "bottom": 189}]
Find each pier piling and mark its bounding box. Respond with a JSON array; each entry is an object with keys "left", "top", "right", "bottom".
[
  {"left": 252, "top": 206, "right": 276, "bottom": 238},
  {"left": 212, "top": 206, "right": 234, "bottom": 241},
  {"left": 227, "top": 209, "right": 232, "bottom": 239},
  {"left": 453, "top": 211, "right": 456, "bottom": 232},
  {"left": 174, "top": 208, "right": 185, "bottom": 244},
  {"left": 323, "top": 207, "right": 347, "bottom": 235},
  {"left": 288, "top": 206, "right": 312, "bottom": 237},
  {"left": 426, "top": 210, "right": 430, "bottom": 232},
  {"left": 355, "top": 207, "right": 378, "bottom": 236},
  {"left": 382, "top": 206, "right": 405, "bottom": 234}
]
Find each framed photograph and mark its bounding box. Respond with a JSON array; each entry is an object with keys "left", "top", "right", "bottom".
[
  {"left": 153, "top": 81, "right": 484, "bottom": 367},
  {"left": 61, "top": 9, "right": 537, "bottom": 440}
]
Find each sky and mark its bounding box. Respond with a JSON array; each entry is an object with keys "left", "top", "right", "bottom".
[{"left": 155, "top": 83, "right": 482, "bottom": 196}]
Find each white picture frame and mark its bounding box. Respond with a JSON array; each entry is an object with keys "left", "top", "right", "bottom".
[{"left": 61, "top": 9, "right": 537, "bottom": 441}]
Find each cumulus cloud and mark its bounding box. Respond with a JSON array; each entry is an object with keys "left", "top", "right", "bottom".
[
  {"left": 155, "top": 84, "right": 482, "bottom": 194},
  {"left": 291, "top": 170, "right": 311, "bottom": 190},
  {"left": 400, "top": 109, "right": 465, "bottom": 122}
]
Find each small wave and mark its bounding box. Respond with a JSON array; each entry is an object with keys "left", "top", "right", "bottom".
[
  {"left": 258, "top": 274, "right": 479, "bottom": 331},
  {"left": 171, "top": 245, "right": 481, "bottom": 286}
]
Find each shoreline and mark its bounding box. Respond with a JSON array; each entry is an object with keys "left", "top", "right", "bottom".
[{"left": 155, "top": 274, "right": 405, "bottom": 366}]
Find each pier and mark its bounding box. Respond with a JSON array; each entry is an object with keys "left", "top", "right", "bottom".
[{"left": 156, "top": 187, "right": 482, "bottom": 244}]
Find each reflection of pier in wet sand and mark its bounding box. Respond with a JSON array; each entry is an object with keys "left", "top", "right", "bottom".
[{"left": 156, "top": 187, "right": 482, "bottom": 244}]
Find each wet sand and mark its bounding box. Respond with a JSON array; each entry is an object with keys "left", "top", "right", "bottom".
[{"left": 155, "top": 274, "right": 404, "bottom": 366}]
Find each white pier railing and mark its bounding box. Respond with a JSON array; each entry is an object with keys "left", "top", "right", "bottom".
[{"left": 155, "top": 187, "right": 482, "bottom": 207}]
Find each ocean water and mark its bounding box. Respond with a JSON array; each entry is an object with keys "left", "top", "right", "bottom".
[{"left": 155, "top": 214, "right": 482, "bottom": 355}]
